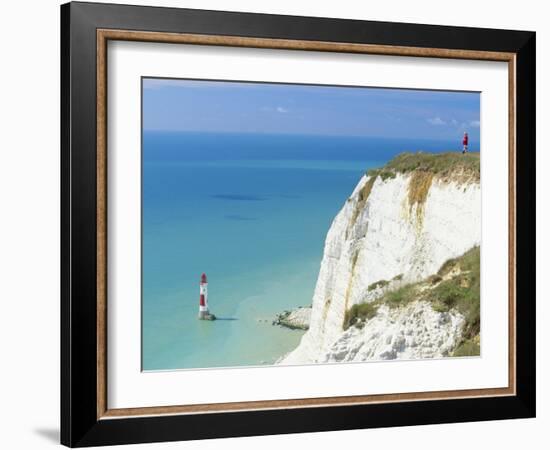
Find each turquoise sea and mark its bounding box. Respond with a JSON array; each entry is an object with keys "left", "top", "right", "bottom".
[{"left": 142, "top": 132, "right": 475, "bottom": 371}]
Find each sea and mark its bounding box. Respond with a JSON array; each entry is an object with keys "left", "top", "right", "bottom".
[{"left": 142, "top": 132, "right": 476, "bottom": 371}]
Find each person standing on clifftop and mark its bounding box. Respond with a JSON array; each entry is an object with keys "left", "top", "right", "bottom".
[{"left": 462, "top": 132, "right": 469, "bottom": 154}]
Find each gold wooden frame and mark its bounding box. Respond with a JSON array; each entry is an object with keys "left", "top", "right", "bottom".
[{"left": 96, "top": 29, "right": 517, "bottom": 420}]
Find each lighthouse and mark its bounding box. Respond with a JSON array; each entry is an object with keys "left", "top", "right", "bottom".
[{"left": 198, "top": 273, "right": 216, "bottom": 320}]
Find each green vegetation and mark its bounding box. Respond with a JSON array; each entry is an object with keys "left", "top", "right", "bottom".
[
  {"left": 342, "top": 247, "right": 481, "bottom": 357},
  {"left": 384, "top": 284, "right": 419, "bottom": 309},
  {"left": 367, "top": 151, "right": 480, "bottom": 183},
  {"left": 344, "top": 284, "right": 419, "bottom": 330},
  {"left": 343, "top": 302, "right": 379, "bottom": 330},
  {"left": 367, "top": 274, "right": 403, "bottom": 291},
  {"left": 426, "top": 246, "right": 480, "bottom": 340},
  {"left": 367, "top": 279, "right": 389, "bottom": 291},
  {"left": 453, "top": 337, "right": 480, "bottom": 357},
  {"left": 366, "top": 167, "right": 396, "bottom": 181}
]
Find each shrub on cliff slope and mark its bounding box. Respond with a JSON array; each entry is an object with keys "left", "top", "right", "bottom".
[
  {"left": 343, "top": 302, "right": 378, "bottom": 329},
  {"left": 427, "top": 246, "right": 480, "bottom": 340},
  {"left": 343, "top": 246, "right": 481, "bottom": 357}
]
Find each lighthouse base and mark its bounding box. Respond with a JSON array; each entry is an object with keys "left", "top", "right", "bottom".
[{"left": 198, "top": 311, "right": 216, "bottom": 321}]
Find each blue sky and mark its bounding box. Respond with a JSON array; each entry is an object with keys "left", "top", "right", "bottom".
[{"left": 143, "top": 78, "right": 480, "bottom": 142}]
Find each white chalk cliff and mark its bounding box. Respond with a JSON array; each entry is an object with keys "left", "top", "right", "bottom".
[{"left": 281, "top": 157, "right": 481, "bottom": 364}]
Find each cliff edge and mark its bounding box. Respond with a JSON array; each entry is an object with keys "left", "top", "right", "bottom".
[{"left": 280, "top": 152, "right": 481, "bottom": 364}]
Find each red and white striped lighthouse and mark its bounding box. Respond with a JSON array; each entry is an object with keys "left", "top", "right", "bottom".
[{"left": 198, "top": 273, "right": 215, "bottom": 320}]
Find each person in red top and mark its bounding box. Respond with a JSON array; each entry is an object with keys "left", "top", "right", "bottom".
[{"left": 462, "top": 132, "right": 469, "bottom": 154}]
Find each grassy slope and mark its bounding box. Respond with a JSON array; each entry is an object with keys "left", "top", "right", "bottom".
[
  {"left": 367, "top": 151, "right": 480, "bottom": 183},
  {"left": 343, "top": 246, "right": 481, "bottom": 357}
]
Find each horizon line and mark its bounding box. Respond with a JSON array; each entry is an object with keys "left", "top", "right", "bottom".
[{"left": 142, "top": 130, "right": 480, "bottom": 141}]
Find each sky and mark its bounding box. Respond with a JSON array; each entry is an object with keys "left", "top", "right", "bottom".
[{"left": 143, "top": 78, "right": 480, "bottom": 142}]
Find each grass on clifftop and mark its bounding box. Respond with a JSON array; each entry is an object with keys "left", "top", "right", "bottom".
[
  {"left": 367, "top": 151, "right": 480, "bottom": 183},
  {"left": 343, "top": 246, "right": 481, "bottom": 356}
]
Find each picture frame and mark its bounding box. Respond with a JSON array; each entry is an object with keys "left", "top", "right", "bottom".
[{"left": 60, "top": 1, "right": 536, "bottom": 447}]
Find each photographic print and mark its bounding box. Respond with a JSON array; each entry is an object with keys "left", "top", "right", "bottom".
[
  {"left": 62, "top": 7, "right": 535, "bottom": 444},
  {"left": 141, "top": 78, "right": 481, "bottom": 371}
]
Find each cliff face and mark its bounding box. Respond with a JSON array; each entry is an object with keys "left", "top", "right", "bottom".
[
  {"left": 322, "top": 302, "right": 465, "bottom": 362},
  {"left": 281, "top": 155, "right": 481, "bottom": 364}
]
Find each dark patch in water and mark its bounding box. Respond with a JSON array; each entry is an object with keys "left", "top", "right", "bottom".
[
  {"left": 278, "top": 194, "right": 301, "bottom": 199},
  {"left": 224, "top": 214, "right": 258, "bottom": 221},
  {"left": 211, "top": 194, "right": 266, "bottom": 201}
]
